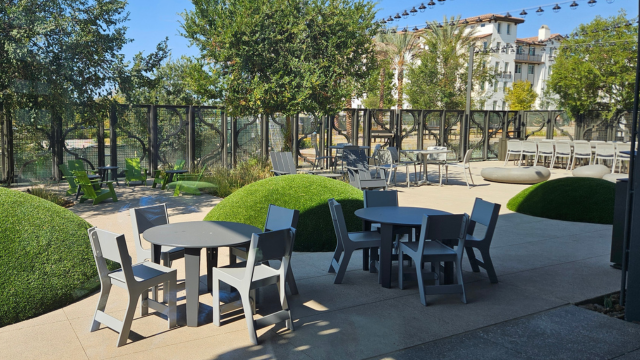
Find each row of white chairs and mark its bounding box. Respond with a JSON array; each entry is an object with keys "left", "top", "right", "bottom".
[{"left": 504, "top": 139, "right": 631, "bottom": 173}]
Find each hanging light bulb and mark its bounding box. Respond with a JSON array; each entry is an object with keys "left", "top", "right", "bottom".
[
  {"left": 520, "top": 9, "right": 528, "bottom": 18},
  {"left": 588, "top": 0, "right": 597, "bottom": 7},
  {"left": 380, "top": 19, "right": 387, "bottom": 24},
  {"left": 490, "top": 15, "right": 497, "bottom": 22},
  {"left": 449, "top": 20, "right": 456, "bottom": 26},
  {"left": 394, "top": 13, "right": 401, "bottom": 20},
  {"left": 387, "top": 16, "right": 393, "bottom": 22},
  {"left": 437, "top": 0, "right": 446, "bottom": 5},
  {"left": 418, "top": 3, "right": 427, "bottom": 12},
  {"left": 570, "top": 1, "right": 579, "bottom": 10},
  {"left": 552, "top": 4, "right": 561, "bottom": 13},
  {"left": 401, "top": 10, "right": 409, "bottom": 19},
  {"left": 390, "top": 27, "right": 397, "bottom": 34},
  {"left": 606, "top": 0, "right": 615, "bottom": 3},
  {"left": 476, "top": 17, "right": 483, "bottom": 22},
  {"left": 536, "top": 7, "right": 544, "bottom": 16},
  {"left": 505, "top": 12, "right": 512, "bottom": 18},
  {"left": 410, "top": 7, "right": 418, "bottom": 16},
  {"left": 462, "top": 19, "right": 469, "bottom": 24},
  {"left": 427, "top": 0, "right": 436, "bottom": 9},
  {"left": 412, "top": 26, "right": 419, "bottom": 31}
]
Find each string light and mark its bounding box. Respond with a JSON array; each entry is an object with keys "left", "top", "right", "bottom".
[
  {"left": 536, "top": 7, "right": 545, "bottom": 16},
  {"left": 553, "top": 4, "right": 562, "bottom": 13}
]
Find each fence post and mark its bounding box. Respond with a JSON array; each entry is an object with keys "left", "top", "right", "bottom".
[
  {"left": 326, "top": 115, "right": 333, "bottom": 167},
  {"left": 149, "top": 105, "right": 158, "bottom": 172},
  {"left": 483, "top": 111, "right": 489, "bottom": 160},
  {"left": 52, "top": 111, "right": 63, "bottom": 181},
  {"left": 262, "top": 114, "right": 269, "bottom": 159},
  {"left": 188, "top": 106, "right": 196, "bottom": 171},
  {"left": 546, "top": 111, "right": 554, "bottom": 140},
  {"left": 109, "top": 105, "right": 117, "bottom": 181},
  {"left": 292, "top": 114, "right": 299, "bottom": 167},
  {"left": 231, "top": 115, "right": 238, "bottom": 167},
  {"left": 221, "top": 111, "right": 228, "bottom": 168},
  {"left": 97, "top": 114, "right": 105, "bottom": 168},
  {"left": 417, "top": 110, "right": 424, "bottom": 150},
  {"left": 439, "top": 110, "right": 446, "bottom": 147},
  {"left": 364, "top": 110, "right": 371, "bottom": 154},
  {"left": 2, "top": 103, "right": 13, "bottom": 184}
]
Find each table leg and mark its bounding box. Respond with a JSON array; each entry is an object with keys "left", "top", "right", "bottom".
[
  {"left": 184, "top": 247, "right": 201, "bottom": 327},
  {"left": 379, "top": 223, "right": 394, "bottom": 288},
  {"left": 151, "top": 244, "right": 162, "bottom": 300},
  {"left": 362, "top": 220, "right": 370, "bottom": 271},
  {"left": 206, "top": 248, "right": 218, "bottom": 292}
]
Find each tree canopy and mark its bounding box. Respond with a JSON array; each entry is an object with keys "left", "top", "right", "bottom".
[
  {"left": 547, "top": 10, "right": 637, "bottom": 117},
  {"left": 363, "top": 58, "right": 396, "bottom": 109},
  {"left": 505, "top": 80, "right": 538, "bottom": 111},
  {"left": 405, "top": 16, "right": 495, "bottom": 110},
  {"left": 181, "top": 0, "right": 379, "bottom": 117}
]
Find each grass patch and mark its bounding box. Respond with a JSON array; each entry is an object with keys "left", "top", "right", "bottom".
[
  {"left": 0, "top": 187, "right": 97, "bottom": 327},
  {"left": 204, "top": 174, "right": 363, "bottom": 251},
  {"left": 506, "top": 177, "right": 615, "bottom": 224}
]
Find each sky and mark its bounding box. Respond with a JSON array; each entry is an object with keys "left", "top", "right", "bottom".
[{"left": 122, "top": 0, "right": 638, "bottom": 62}]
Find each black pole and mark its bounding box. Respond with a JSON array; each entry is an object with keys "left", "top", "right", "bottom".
[{"left": 621, "top": 0, "right": 640, "bottom": 316}]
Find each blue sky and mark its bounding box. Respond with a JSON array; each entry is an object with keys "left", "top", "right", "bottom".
[{"left": 122, "top": 0, "right": 637, "bottom": 61}]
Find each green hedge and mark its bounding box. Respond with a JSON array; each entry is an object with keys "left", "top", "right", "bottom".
[
  {"left": 0, "top": 188, "right": 96, "bottom": 327},
  {"left": 204, "top": 174, "right": 364, "bottom": 251},
  {"left": 507, "top": 177, "right": 615, "bottom": 224}
]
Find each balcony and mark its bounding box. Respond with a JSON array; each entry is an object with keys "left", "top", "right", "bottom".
[
  {"left": 497, "top": 72, "right": 512, "bottom": 81},
  {"left": 515, "top": 54, "right": 543, "bottom": 63}
]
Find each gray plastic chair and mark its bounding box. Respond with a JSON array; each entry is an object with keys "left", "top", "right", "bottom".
[
  {"left": 130, "top": 204, "right": 184, "bottom": 265},
  {"left": 398, "top": 213, "right": 469, "bottom": 306},
  {"left": 504, "top": 140, "right": 523, "bottom": 166},
  {"left": 328, "top": 198, "right": 382, "bottom": 284},
  {"left": 464, "top": 198, "right": 501, "bottom": 284},
  {"left": 424, "top": 146, "right": 448, "bottom": 182},
  {"left": 571, "top": 142, "right": 593, "bottom": 169},
  {"left": 212, "top": 228, "right": 296, "bottom": 345},
  {"left": 614, "top": 142, "right": 631, "bottom": 173},
  {"left": 88, "top": 227, "right": 177, "bottom": 347},
  {"left": 229, "top": 204, "right": 300, "bottom": 295},
  {"left": 594, "top": 142, "right": 616, "bottom": 168},
  {"left": 344, "top": 148, "right": 387, "bottom": 190}
]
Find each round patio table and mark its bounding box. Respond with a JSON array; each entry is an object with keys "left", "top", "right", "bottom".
[
  {"left": 96, "top": 166, "right": 119, "bottom": 185},
  {"left": 354, "top": 206, "right": 451, "bottom": 288},
  {"left": 143, "top": 221, "right": 261, "bottom": 327},
  {"left": 164, "top": 169, "right": 188, "bottom": 184}
]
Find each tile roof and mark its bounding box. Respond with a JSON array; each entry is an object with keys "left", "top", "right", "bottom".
[{"left": 516, "top": 33, "right": 563, "bottom": 44}]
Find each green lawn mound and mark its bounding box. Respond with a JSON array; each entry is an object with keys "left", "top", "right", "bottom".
[
  {"left": 506, "top": 177, "right": 615, "bottom": 224},
  {"left": 0, "top": 188, "right": 96, "bottom": 327},
  {"left": 204, "top": 175, "right": 363, "bottom": 252}
]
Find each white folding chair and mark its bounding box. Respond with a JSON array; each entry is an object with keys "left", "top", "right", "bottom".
[
  {"left": 571, "top": 142, "right": 593, "bottom": 170},
  {"left": 594, "top": 143, "right": 616, "bottom": 169},
  {"left": 551, "top": 141, "right": 572, "bottom": 170},
  {"left": 504, "top": 140, "right": 523, "bottom": 166},
  {"left": 88, "top": 228, "right": 177, "bottom": 347},
  {"left": 398, "top": 214, "right": 470, "bottom": 306},
  {"left": 614, "top": 142, "right": 631, "bottom": 173},
  {"left": 520, "top": 141, "right": 538, "bottom": 166},
  {"left": 212, "top": 228, "right": 296, "bottom": 345},
  {"left": 443, "top": 149, "right": 474, "bottom": 188},
  {"left": 535, "top": 141, "right": 555, "bottom": 167}
]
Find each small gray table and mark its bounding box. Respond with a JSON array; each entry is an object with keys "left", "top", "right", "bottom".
[
  {"left": 164, "top": 169, "right": 188, "bottom": 187},
  {"left": 354, "top": 206, "right": 451, "bottom": 288},
  {"left": 143, "top": 221, "right": 261, "bottom": 327},
  {"left": 96, "top": 166, "right": 119, "bottom": 185}
]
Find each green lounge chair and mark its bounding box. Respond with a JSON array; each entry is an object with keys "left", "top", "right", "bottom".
[
  {"left": 58, "top": 164, "right": 78, "bottom": 196},
  {"left": 152, "top": 160, "right": 186, "bottom": 190},
  {"left": 124, "top": 158, "right": 148, "bottom": 186},
  {"left": 68, "top": 159, "right": 98, "bottom": 174},
  {"left": 74, "top": 171, "right": 118, "bottom": 205},
  {"left": 167, "top": 165, "right": 216, "bottom": 196}
]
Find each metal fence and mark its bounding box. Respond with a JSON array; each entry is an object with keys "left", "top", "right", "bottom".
[{"left": 0, "top": 104, "right": 631, "bottom": 184}]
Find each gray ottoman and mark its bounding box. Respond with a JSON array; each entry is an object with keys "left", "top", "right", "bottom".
[
  {"left": 603, "top": 173, "right": 628, "bottom": 183},
  {"left": 481, "top": 166, "right": 551, "bottom": 184},
  {"left": 572, "top": 165, "right": 610, "bottom": 179}
]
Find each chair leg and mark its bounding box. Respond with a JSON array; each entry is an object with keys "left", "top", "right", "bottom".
[
  {"left": 285, "top": 266, "right": 299, "bottom": 296},
  {"left": 277, "top": 279, "right": 293, "bottom": 331},
  {"left": 212, "top": 279, "right": 221, "bottom": 326},
  {"left": 456, "top": 259, "right": 467, "bottom": 304},
  {"left": 479, "top": 248, "right": 499, "bottom": 284},
  {"left": 140, "top": 288, "right": 149, "bottom": 316},
  {"left": 90, "top": 283, "right": 112, "bottom": 332},
  {"left": 416, "top": 260, "right": 427, "bottom": 306},
  {"left": 462, "top": 168, "right": 470, "bottom": 189},
  {"left": 468, "top": 168, "right": 475, "bottom": 185},
  {"left": 465, "top": 247, "right": 481, "bottom": 273},
  {"left": 166, "top": 278, "right": 177, "bottom": 328},
  {"left": 328, "top": 243, "right": 343, "bottom": 273},
  {"left": 240, "top": 292, "right": 259, "bottom": 345},
  {"left": 116, "top": 296, "right": 139, "bottom": 347},
  {"left": 333, "top": 249, "right": 353, "bottom": 284}
]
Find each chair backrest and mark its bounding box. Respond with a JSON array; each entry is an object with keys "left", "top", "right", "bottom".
[
  {"left": 280, "top": 152, "right": 297, "bottom": 174},
  {"left": 88, "top": 227, "right": 134, "bottom": 288},
  {"left": 462, "top": 149, "right": 473, "bottom": 164},
  {"left": 468, "top": 198, "right": 501, "bottom": 244},
  {"left": 574, "top": 142, "right": 592, "bottom": 155},
  {"left": 522, "top": 141, "right": 537, "bottom": 154},
  {"left": 328, "top": 198, "right": 350, "bottom": 249},
  {"left": 68, "top": 160, "right": 85, "bottom": 172},
  {"left": 130, "top": 204, "right": 169, "bottom": 262},
  {"left": 507, "top": 140, "right": 523, "bottom": 152},
  {"left": 269, "top": 151, "right": 282, "bottom": 172},
  {"left": 363, "top": 190, "right": 398, "bottom": 208},
  {"left": 595, "top": 143, "right": 615, "bottom": 157},
  {"left": 555, "top": 141, "right": 571, "bottom": 154},
  {"left": 343, "top": 149, "right": 368, "bottom": 170},
  {"left": 417, "top": 214, "right": 469, "bottom": 258},
  {"left": 58, "top": 164, "right": 76, "bottom": 186},
  {"left": 73, "top": 170, "right": 98, "bottom": 198},
  {"left": 426, "top": 146, "right": 448, "bottom": 161},
  {"left": 194, "top": 165, "right": 207, "bottom": 182},
  {"left": 125, "top": 158, "right": 142, "bottom": 177},
  {"left": 264, "top": 204, "right": 300, "bottom": 232},
  {"left": 311, "top": 134, "right": 321, "bottom": 157},
  {"left": 174, "top": 160, "right": 185, "bottom": 170},
  {"left": 387, "top": 147, "right": 400, "bottom": 162},
  {"left": 244, "top": 228, "right": 295, "bottom": 281},
  {"left": 537, "top": 141, "right": 554, "bottom": 154}
]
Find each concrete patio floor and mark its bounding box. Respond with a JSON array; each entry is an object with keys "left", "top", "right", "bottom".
[{"left": 2, "top": 161, "right": 636, "bottom": 359}]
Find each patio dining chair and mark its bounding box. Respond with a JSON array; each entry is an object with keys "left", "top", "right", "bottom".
[
  {"left": 424, "top": 146, "right": 448, "bottom": 183},
  {"left": 130, "top": 203, "right": 185, "bottom": 268},
  {"left": 398, "top": 213, "right": 470, "bottom": 306},
  {"left": 614, "top": 142, "right": 631, "bottom": 173},
  {"left": 535, "top": 141, "right": 555, "bottom": 167},
  {"left": 125, "top": 158, "right": 148, "bottom": 186},
  {"left": 88, "top": 227, "right": 177, "bottom": 347},
  {"left": 571, "top": 142, "right": 593, "bottom": 170},
  {"left": 74, "top": 171, "right": 118, "bottom": 205},
  {"left": 212, "top": 228, "right": 296, "bottom": 345},
  {"left": 328, "top": 198, "right": 382, "bottom": 284},
  {"left": 504, "top": 140, "right": 523, "bottom": 166},
  {"left": 551, "top": 141, "right": 572, "bottom": 170},
  {"left": 443, "top": 149, "right": 474, "bottom": 189},
  {"left": 229, "top": 204, "right": 301, "bottom": 295},
  {"left": 464, "top": 198, "right": 501, "bottom": 284},
  {"left": 344, "top": 148, "right": 386, "bottom": 190},
  {"left": 520, "top": 141, "right": 538, "bottom": 166},
  {"left": 594, "top": 143, "right": 616, "bottom": 168}
]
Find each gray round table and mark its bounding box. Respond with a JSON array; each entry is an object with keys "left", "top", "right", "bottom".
[
  {"left": 164, "top": 169, "right": 188, "bottom": 187},
  {"left": 143, "top": 221, "right": 261, "bottom": 327},
  {"left": 354, "top": 206, "right": 451, "bottom": 288}
]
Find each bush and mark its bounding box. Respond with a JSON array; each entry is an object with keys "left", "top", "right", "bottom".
[
  {"left": 299, "top": 138, "right": 312, "bottom": 149},
  {"left": 204, "top": 174, "right": 363, "bottom": 251},
  {"left": 0, "top": 187, "right": 96, "bottom": 326},
  {"left": 27, "top": 186, "right": 74, "bottom": 208},
  {"left": 507, "top": 177, "right": 615, "bottom": 224},
  {"left": 200, "top": 157, "right": 272, "bottom": 198}
]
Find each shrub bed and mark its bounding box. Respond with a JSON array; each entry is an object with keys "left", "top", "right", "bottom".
[
  {"left": 506, "top": 177, "right": 615, "bottom": 224},
  {"left": 204, "top": 174, "right": 363, "bottom": 251},
  {"left": 0, "top": 187, "right": 95, "bottom": 326}
]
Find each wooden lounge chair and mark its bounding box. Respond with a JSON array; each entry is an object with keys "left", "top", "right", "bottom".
[
  {"left": 74, "top": 171, "right": 118, "bottom": 205},
  {"left": 58, "top": 164, "right": 78, "bottom": 196},
  {"left": 124, "top": 158, "right": 148, "bottom": 186}
]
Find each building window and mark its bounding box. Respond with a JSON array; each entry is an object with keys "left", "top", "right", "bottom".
[
  {"left": 515, "top": 64, "right": 522, "bottom": 74},
  {"left": 496, "top": 42, "right": 501, "bottom": 50},
  {"left": 492, "top": 101, "right": 497, "bottom": 110},
  {"left": 516, "top": 46, "right": 524, "bottom": 55},
  {"left": 503, "top": 82, "right": 507, "bottom": 91},
  {"left": 497, "top": 23, "right": 501, "bottom": 33},
  {"left": 495, "top": 61, "right": 500, "bottom": 71},
  {"left": 504, "top": 62, "right": 510, "bottom": 73},
  {"left": 549, "top": 48, "right": 554, "bottom": 56},
  {"left": 481, "top": 23, "right": 486, "bottom": 28},
  {"left": 469, "top": 25, "right": 475, "bottom": 29},
  {"left": 528, "top": 64, "right": 535, "bottom": 75},
  {"left": 502, "top": 101, "right": 506, "bottom": 110},
  {"left": 507, "top": 24, "right": 511, "bottom": 35},
  {"left": 493, "top": 81, "right": 498, "bottom": 92},
  {"left": 483, "top": 41, "right": 488, "bottom": 49},
  {"left": 548, "top": 65, "right": 552, "bottom": 75},
  {"left": 529, "top": 47, "right": 535, "bottom": 56}
]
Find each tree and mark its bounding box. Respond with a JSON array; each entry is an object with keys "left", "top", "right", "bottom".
[
  {"left": 377, "top": 29, "right": 421, "bottom": 109},
  {"left": 505, "top": 80, "right": 538, "bottom": 110},
  {"left": 405, "top": 16, "right": 495, "bottom": 110},
  {"left": 181, "top": 0, "right": 378, "bottom": 118},
  {"left": 363, "top": 59, "right": 396, "bottom": 109},
  {"left": 547, "top": 10, "right": 636, "bottom": 117}
]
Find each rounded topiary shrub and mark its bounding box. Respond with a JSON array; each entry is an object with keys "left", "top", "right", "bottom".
[
  {"left": 204, "top": 175, "right": 364, "bottom": 251},
  {"left": 0, "top": 188, "right": 96, "bottom": 326},
  {"left": 507, "top": 177, "right": 615, "bottom": 224}
]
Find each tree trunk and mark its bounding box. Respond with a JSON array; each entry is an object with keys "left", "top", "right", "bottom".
[
  {"left": 345, "top": 97, "right": 353, "bottom": 143},
  {"left": 397, "top": 66, "right": 404, "bottom": 110},
  {"left": 378, "top": 66, "right": 386, "bottom": 109}
]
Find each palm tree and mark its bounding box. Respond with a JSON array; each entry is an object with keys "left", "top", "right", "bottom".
[{"left": 379, "top": 28, "right": 422, "bottom": 109}]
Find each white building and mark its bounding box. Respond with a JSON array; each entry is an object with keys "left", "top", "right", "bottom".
[{"left": 467, "top": 14, "right": 562, "bottom": 110}]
